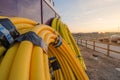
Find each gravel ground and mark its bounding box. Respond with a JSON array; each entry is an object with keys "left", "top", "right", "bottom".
[{"left": 79, "top": 45, "right": 120, "bottom": 80}]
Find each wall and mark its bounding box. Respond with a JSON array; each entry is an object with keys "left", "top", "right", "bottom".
[{"left": 0, "top": 0, "right": 59, "bottom": 24}]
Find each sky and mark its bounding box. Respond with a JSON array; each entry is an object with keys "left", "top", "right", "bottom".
[{"left": 54, "top": 0, "right": 120, "bottom": 33}]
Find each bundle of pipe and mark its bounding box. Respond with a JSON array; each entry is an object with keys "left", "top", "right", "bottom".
[{"left": 0, "top": 16, "right": 89, "bottom": 80}]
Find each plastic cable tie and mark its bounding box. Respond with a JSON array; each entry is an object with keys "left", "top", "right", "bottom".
[
  {"left": 0, "top": 19, "right": 20, "bottom": 48},
  {"left": 49, "top": 57, "right": 56, "bottom": 61},
  {"left": 0, "top": 18, "right": 20, "bottom": 38},
  {"left": 15, "top": 31, "right": 47, "bottom": 53},
  {"left": 51, "top": 60, "right": 61, "bottom": 71},
  {"left": 54, "top": 35, "right": 62, "bottom": 48},
  {"left": 0, "top": 24, "right": 14, "bottom": 44}
]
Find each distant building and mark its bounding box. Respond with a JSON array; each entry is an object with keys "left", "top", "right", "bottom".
[{"left": 92, "top": 32, "right": 99, "bottom": 34}]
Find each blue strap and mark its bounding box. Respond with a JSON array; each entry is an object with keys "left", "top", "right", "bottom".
[{"left": 0, "top": 24, "right": 14, "bottom": 44}]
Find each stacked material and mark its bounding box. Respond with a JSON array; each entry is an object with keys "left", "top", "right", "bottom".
[
  {"left": 51, "top": 18, "right": 86, "bottom": 70},
  {"left": 0, "top": 16, "right": 89, "bottom": 80}
]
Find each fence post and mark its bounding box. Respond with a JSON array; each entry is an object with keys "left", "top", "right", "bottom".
[
  {"left": 86, "top": 40, "right": 87, "bottom": 48},
  {"left": 76, "top": 38, "right": 78, "bottom": 45},
  {"left": 107, "top": 43, "right": 110, "bottom": 56},
  {"left": 93, "top": 41, "right": 95, "bottom": 50},
  {"left": 77, "top": 38, "right": 79, "bottom": 45},
  {"left": 81, "top": 39, "right": 82, "bottom": 45}
]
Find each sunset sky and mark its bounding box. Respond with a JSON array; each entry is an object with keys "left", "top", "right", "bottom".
[{"left": 54, "top": 0, "right": 120, "bottom": 33}]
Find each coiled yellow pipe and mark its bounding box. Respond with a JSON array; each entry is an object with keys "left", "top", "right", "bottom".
[{"left": 0, "top": 16, "right": 89, "bottom": 80}]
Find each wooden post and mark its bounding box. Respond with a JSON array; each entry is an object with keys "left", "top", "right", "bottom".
[
  {"left": 81, "top": 39, "right": 82, "bottom": 45},
  {"left": 77, "top": 38, "right": 78, "bottom": 45},
  {"left": 107, "top": 43, "right": 110, "bottom": 56},
  {"left": 86, "top": 40, "right": 87, "bottom": 48},
  {"left": 93, "top": 41, "right": 95, "bottom": 50}
]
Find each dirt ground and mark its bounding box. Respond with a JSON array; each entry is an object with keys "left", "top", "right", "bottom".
[{"left": 79, "top": 45, "right": 120, "bottom": 80}]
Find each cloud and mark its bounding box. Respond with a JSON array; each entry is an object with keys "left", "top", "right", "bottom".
[{"left": 54, "top": 0, "right": 120, "bottom": 32}]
